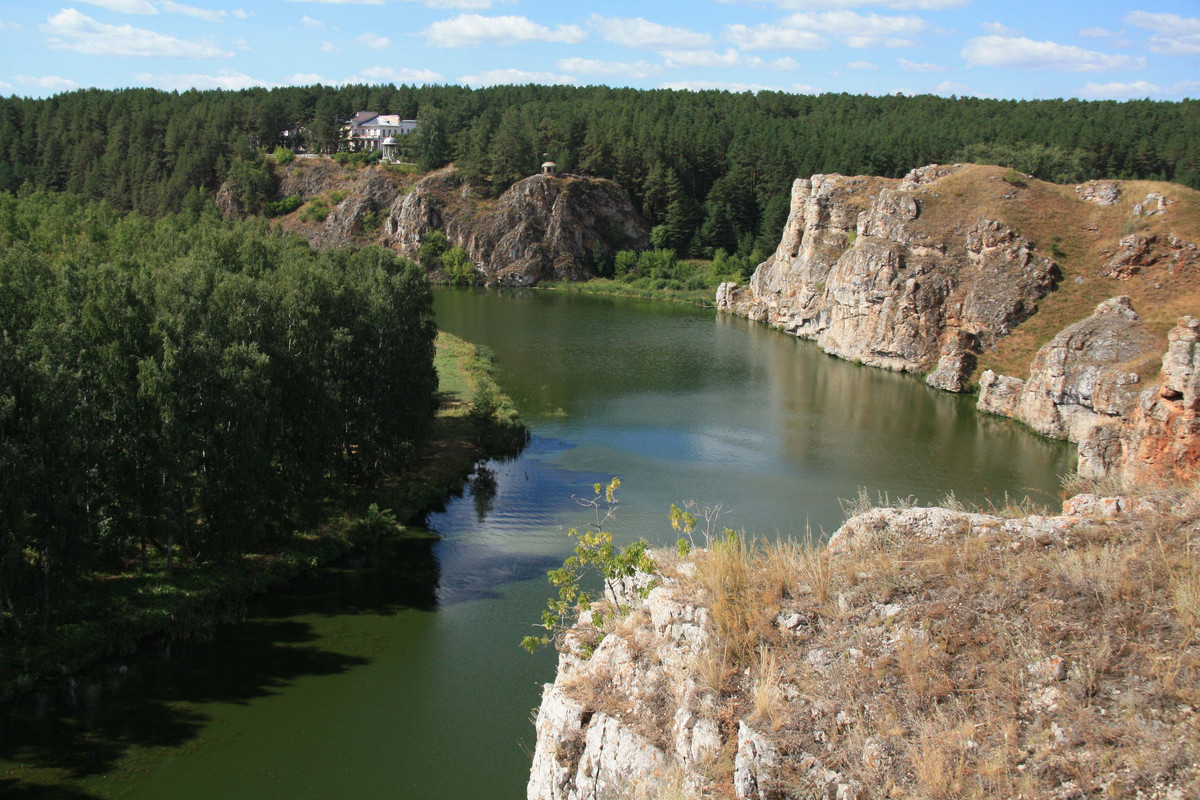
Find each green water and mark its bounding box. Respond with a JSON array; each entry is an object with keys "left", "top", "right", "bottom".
[{"left": 0, "top": 288, "right": 1074, "bottom": 799}]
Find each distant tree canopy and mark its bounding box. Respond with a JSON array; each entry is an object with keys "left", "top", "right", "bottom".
[
  {"left": 0, "top": 191, "right": 437, "bottom": 628},
  {"left": 2, "top": 84, "right": 1198, "bottom": 256}
]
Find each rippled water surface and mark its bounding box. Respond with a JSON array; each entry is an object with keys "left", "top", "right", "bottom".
[{"left": 0, "top": 288, "right": 1074, "bottom": 799}]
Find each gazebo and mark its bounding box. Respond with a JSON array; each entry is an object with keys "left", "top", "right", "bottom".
[
  {"left": 541, "top": 161, "right": 558, "bottom": 177},
  {"left": 382, "top": 136, "right": 400, "bottom": 162}
]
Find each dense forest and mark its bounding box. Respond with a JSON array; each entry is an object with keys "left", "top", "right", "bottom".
[
  {"left": 0, "top": 192, "right": 437, "bottom": 635},
  {"left": 2, "top": 84, "right": 1198, "bottom": 257}
]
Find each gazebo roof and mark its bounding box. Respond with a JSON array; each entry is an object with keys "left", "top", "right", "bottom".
[{"left": 382, "top": 136, "right": 399, "bottom": 145}]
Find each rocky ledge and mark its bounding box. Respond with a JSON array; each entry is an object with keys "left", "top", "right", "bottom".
[{"left": 529, "top": 488, "right": 1200, "bottom": 800}]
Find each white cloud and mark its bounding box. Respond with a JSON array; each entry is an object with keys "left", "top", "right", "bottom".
[
  {"left": 961, "top": 35, "right": 1145, "bottom": 71},
  {"left": 357, "top": 32, "right": 390, "bottom": 49},
  {"left": 0, "top": 81, "right": 12, "bottom": 91},
  {"left": 846, "top": 59, "right": 877, "bottom": 69},
  {"left": 729, "top": 10, "right": 926, "bottom": 51},
  {"left": 285, "top": 0, "right": 496, "bottom": 5},
  {"left": 1078, "top": 27, "right": 1116, "bottom": 38},
  {"left": 981, "top": 21, "right": 1017, "bottom": 36},
  {"left": 0, "top": 19, "right": 22, "bottom": 29},
  {"left": 16, "top": 74, "right": 82, "bottom": 91},
  {"left": 1080, "top": 79, "right": 1200, "bottom": 100},
  {"left": 933, "top": 80, "right": 969, "bottom": 94},
  {"left": 233, "top": 37, "right": 249, "bottom": 50},
  {"left": 288, "top": 72, "right": 327, "bottom": 84},
  {"left": 425, "top": 14, "right": 585, "bottom": 47},
  {"left": 321, "top": 40, "right": 340, "bottom": 52},
  {"left": 134, "top": 69, "right": 272, "bottom": 90},
  {"left": 1125, "top": 11, "right": 1200, "bottom": 56},
  {"left": 41, "top": 8, "right": 233, "bottom": 57},
  {"left": 350, "top": 66, "right": 445, "bottom": 84},
  {"left": 77, "top": 0, "right": 158, "bottom": 14},
  {"left": 725, "top": 24, "right": 826, "bottom": 51},
  {"left": 161, "top": 2, "right": 226, "bottom": 23},
  {"left": 232, "top": 9, "right": 249, "bottom": 19},
  {"left": 555, "top": 57, "right": 662, "bottom": 80},
  {"left": 662, "top": 79, "right": 784, "bottom": 92},
  {"left": 589, "top": 15, "right": 711, "bottom": 50},
  {"left": 459, "top": 68, "right": 576, "bottom": 87},
  {"left": 300, "top": 15, "right": 325, "bottom": 29},
  {"left": 660, "top": 48, "right": 797, "bottom": 70},
  {"left": 661, "top": 78, "right": 821, "bottom": 93},
  {"left": 898, "top": 58, "right": 942, "bottom": 72},
  {"left": 718, "top": 0, "right": 962, "bottom": 9}
]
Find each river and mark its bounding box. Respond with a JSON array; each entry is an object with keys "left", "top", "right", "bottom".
[{"left": 0, "top": 288, "right": 1074, "bottom": 799}]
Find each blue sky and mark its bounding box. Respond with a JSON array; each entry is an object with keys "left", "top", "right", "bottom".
[{"left": 1, "top": 0, "right": 1197, "bottom": 101}]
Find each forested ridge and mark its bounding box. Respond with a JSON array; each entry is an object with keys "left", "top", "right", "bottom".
[
  {"left": 2, "top": 84, "right": 1199, "bottom": 257},
  {"left": 0, "top": 192, "right": 437, "bottom": 646}
]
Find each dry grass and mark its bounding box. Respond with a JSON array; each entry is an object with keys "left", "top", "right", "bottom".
[
  {"left": 909, "top": 164, "right": 1200, "bottom": 382},
  {"left": 668, "top": 484, "right": 1200, "bottom": 799}
]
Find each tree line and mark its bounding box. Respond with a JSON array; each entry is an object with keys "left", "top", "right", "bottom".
[
  {"left": 2, "top": 84, "right": 1198, "bottom": 259},
  {"left": 0, "top": 191, "right": 437, "bottom": 632}
]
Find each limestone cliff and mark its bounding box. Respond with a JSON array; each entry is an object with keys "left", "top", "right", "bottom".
[
  {"left": 980, "top": 306, "right": 1200, "bottom": 480},
  {"left": 382, "top": 166, "right": 649, "bottom": 286},
  {"left": 717, "top": 164, "right": 1059, "bottom": 391},
  {"left": 718, "top": 164, "right": 1200, "bottom": 481},
  {"left": 227, "top": 160, "right": 649, "bottom": 285},
  {"left": 528, "top": 489, "right": 1200, "bottom": 799}
]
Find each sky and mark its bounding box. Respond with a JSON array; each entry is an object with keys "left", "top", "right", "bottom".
[{"left": 0, "top": 0, "right": 1197, "bottom": 101}]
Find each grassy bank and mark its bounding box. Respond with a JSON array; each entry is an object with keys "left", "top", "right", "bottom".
[
  {"left": 542, "top": 277, "right": 718, "bottom": 307},
  {"left": 0, "top": 331, "right": 526, "bottom": 702}
]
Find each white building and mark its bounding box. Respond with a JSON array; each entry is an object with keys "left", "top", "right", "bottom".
[{"left": 345, "top": 111, "right": 417, "bottom": 151}]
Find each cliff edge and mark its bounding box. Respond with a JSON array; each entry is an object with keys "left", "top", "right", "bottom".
[{"left": 528, "top": 489, "right": 1200, "bottom": 799}]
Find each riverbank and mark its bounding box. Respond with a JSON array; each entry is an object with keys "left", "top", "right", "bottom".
[
  {"left": 540, "top": 277, "right": 717, "bottom": 307},
  {"left": 529, "top": 480, "right": 1200, "bottom": 799},
  {"left": 0, "top": 332, "right": 527, "bottom": 703}
]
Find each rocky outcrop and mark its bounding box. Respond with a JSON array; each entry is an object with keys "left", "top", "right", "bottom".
[
  {"left": 716, "top": 165, "right": 1058, "bottom": 383},
  {"left": 1101, "top": 233, "right": 1199, "bottom": 279},
  {"left": 530, "top": 488, "right": 1200, "bottom": 799},
  {"left": 383, "top": 167, "right": 649, "bottom": 286},
  {"left": 527, "top": 571, "right": 861, "bottom": 800},
  {"left": 1074, "top": 181, "right": 1121, "bottom": 206},
  {"left": 978, "top": 300, "right": 1200, "bottom": 481},
  {"left": 1117, "top": 316, "right": 1200, "bottom": 481}
]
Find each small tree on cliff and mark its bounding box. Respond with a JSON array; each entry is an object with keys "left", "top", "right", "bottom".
[{"left": 522, "top": 478, "right": 656, "bottom": 652}]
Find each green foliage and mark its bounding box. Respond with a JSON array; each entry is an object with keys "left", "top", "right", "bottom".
[
  {"left": 522, "top": 478, "right": 657, "bottom": 652},
  {"left": 300, "top": 197, "right": 330, "bottom": 222},
  {"left": 1001, "top": 168, "right": 1028, "bottom": 188},
  {"left": 1, "top": 84, "right": 1197, "bottom": 234},
  {"left": 262, "top": 194, "right": 303, "bottom": 217},
  {"left": 344, "top": 504, "right": 402, "bottom": 548},
  {"left": 360, "top": 207, "right": 383, "bottom": 233},
  {"left": 954, "top": 142, "right": 1094, "bottom": 184},
  {"left": 272, "top": 146, "right": 295, "bottom": 165},
  {"left": 0, "top": 192, "right": 439, "bottom": 633},
  {"left": 441, "top": 245, "right": 475, "bottom": 285},
  {"left": 418, "top": 229, "right": 449, "bottom": 273}
]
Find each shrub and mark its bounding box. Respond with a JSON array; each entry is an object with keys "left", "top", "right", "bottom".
[
  {"left": 262, "top": 195, "right": 303, "bottom": 217},
  {"left": 300, "top": 197, "right": 329, "bottom": 223},
  {"left": 272, "top": 146, "right": 295, "bottom": 165}
]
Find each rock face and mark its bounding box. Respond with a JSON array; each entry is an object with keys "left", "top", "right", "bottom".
[
  {"left": 383, "top": 167, "right": 649, "bottom": 285},
  {"left": 716, "top": 165, "right": 1058, "bottom": 384},
  {"left": 1118, "top": 316, "right": 1200, "bottom": 481},
  {"left": 527, "top": 575, "right": 858, "bottom": 800},
  {"left": 978, "top": 300, "right": 1200, "bottom": 480}
]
